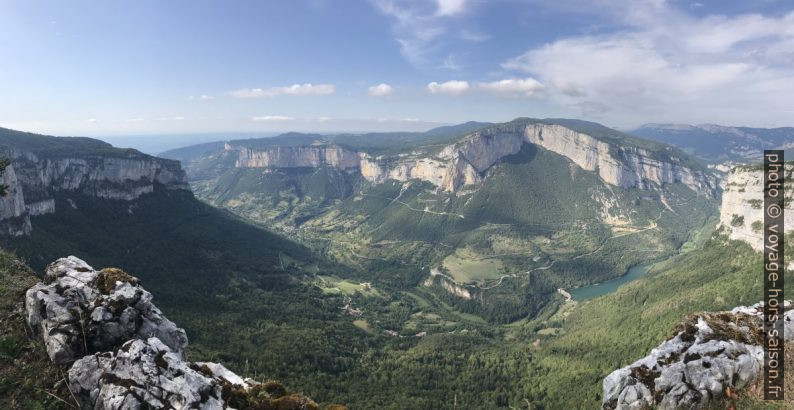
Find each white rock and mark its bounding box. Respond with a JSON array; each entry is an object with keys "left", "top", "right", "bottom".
[
  {"left": 25, "top": 256, "right": 187, "bottom": 364},
  {"left": 602, "top": 301, "right": 792, "bottom": 410},
  {"left": 68, "top": 337, "right": 251, "bottom": 410}
]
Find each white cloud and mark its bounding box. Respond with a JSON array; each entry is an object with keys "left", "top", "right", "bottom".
[
  {"left": 376, "top": 117, "right": 425, "bottom": 123},
  {"left": 459, "top": 29, "right": 488, "bottom": 42},
  {"left": 440, "top": 54, "right": 463, "bottom": 70},
  {"left": 368, "top": 83, "right": 395, "bottom": 96},
  {"left": 501, "top": 6, "right": 794, "bottom": 125},
  {"left": 477, "top": 78, "right": 544, "bottom": 96},
  {"left": 230, "top": 83, "right": 335, "bottom": 98},
  {"left": 427, "top": 80, "right": 470, "bottom": 95},
  {"left": 436, "top": 0, "right": 465, "bottom": 16},
  {"left": 86, "top": 118, "right": 99, "bottom": 123},
  {"left": 372, "top": 0, "right": 474, "bottom": 66},
  {"left": 251, "top": 115, "right": 294, "bottom": 121},
  {"left": 124, "top": 118, "right": 144, "bottom": 123}
]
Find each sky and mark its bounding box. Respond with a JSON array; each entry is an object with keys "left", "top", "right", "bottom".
[{"left": 1, "top": 0, "right": 794, "bottom": 137}]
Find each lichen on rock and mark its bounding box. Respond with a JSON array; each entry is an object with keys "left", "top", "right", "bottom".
[
  {"left": 25, "top": 256, "right": 187, "bottom": 364},
  {"left": 602, "top": 301, "right": 793, "bottom": 409},
  {"left": 23, "top": 256, "right": 330, "bottom": 410}
]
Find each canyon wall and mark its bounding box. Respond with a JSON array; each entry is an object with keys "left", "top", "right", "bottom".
[
  {"left": 0, "top": 146, "right": 189, "bottom": 235},
  {"left": 523, "top": 124, "right": 717, "bottom": 195},
  {"left": 718, "top": 164, "right": 794, "bottom": 250},
  {"left": 226, "top": 122, "right": 717, "bottom": 197},
  {"left": 228, "top": 143, "right": 360, "bottom": 170}
]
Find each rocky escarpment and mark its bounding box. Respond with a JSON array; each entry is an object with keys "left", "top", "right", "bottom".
[
  {"left": 25, "top": 256, "right": 324, "bottom": 409},
  {"left": 228, "top": 143, "right": 361, "bottom": 170},
  {"left": 226, "top": 120, "right": 717, "bottom": 196},
  {"left": 523, "top": 124, "right": 717, "bottom": 196},
  {"left": 602, "top": 301, "right": 793, "bottom": 409},
  {"left": 0, "top": 143, "right": 189, "bottom": 236},
  {"left": 719, "top": 164, "right": 794, "bottom": 251},
  {"left": 0, "top": 162, "right": 31, "bottom": 236}
]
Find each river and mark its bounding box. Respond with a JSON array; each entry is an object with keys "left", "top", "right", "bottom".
[{"left": 568, "top": 262, "right": 654, "bottom": 301}]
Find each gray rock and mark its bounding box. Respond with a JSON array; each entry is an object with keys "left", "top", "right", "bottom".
[
  {"left": 68, "top": 337, "right": 248, "bottom": 410},
  {"left": 25, "top": 256, "right": 187, "bottom": 364},
  {"left": 602, "top": 301, "right": 792, "bottom": 410}
]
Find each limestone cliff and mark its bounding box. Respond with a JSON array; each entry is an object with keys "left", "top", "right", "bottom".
[
  {"left": 0, "top": 135, "right": 189, "bottom": 235},
  {"left": 523, "top": 123, "right": 716, "bottom": 195},
  {"left": 226, "top": 120, "right": 717, "bottom": 196},
  {"left": 0, "top": 163, "right": 31, "bottom": 236},
  {"left": 719, "top": 164, "right": 794, "bottom": 251},
  {"left": 6, "top": 148, "right": 189, "bottom": 201},
  {"left": 228, "top": 143, "right": 361, "bottom": 170}
]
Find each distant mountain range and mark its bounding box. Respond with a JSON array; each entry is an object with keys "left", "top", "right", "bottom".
[{"left": 633, "top": 123, "right": 794, "bottom": 163}]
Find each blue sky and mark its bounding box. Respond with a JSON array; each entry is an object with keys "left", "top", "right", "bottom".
[{"left": 1, "top": 0, "right": 793, "bottom": 136}]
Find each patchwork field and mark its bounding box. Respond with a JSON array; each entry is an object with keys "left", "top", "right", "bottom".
[{"left": 442, "top": 249, "right": 505, "bottom": 283}]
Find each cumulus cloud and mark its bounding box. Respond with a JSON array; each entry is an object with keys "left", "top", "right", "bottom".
[
  {"left": 251, "top": 115, "right": 294, "bottom": 121},
  {"left": 501, "top": 4, "right": 794, "bottom": 125},
  {"left": 477, "top": 78, "right": 544, "bottom": 96},
  {"left": 427, "top": 80, "right": 470, "bottom": 95},
  {"left": 86, "top": 118, "right": 99, "bottom": 123},
  {"left": 230, "top": 83, "right": 335, "bottom": 98},
  {"left": 368, "top": 83, "right": 395, "bottom": 96},
  {"left": 188, "top": 95, "right": 214, "bottom": 101}
]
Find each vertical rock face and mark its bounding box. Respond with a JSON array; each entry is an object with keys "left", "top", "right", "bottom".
[
  {"left": 227, "top": 121, "right": 717, "bottom": 196},
  {"left": 11, "top": 153, "right": 190, "bottom": 200},
  {"left": 523, "top": 124, "right": 717, "bottom": 195},
  {"left": 0, "top": 143, "right": 190, "bottom": 234},
  {"left": 228, "top": 143, "right": 361, "bottom": 170},
  {"left": 0, "top": 163, "right": 31, "bottom": 236},
  {"left": 25, "top": 199, "right": 55, "bottom": 216},
  {"left": 719, "top": 164, "right": 794, "bottom": 251}
]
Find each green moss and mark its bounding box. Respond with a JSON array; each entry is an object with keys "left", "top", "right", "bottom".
[{"left": 93, "top": 268, "right": 140, "bottom": 294}]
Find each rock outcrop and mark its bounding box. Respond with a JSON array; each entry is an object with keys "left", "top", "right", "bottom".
[
  {"left": 226, "top": 120, "right": 717, "bottom": 196},
  {"left": 24, "top": 256, "right": 321, "bottom": 409},
  {"left": 25, "top": 256, "right": 188, "bottom": 364},
  {"left": 719, "top": 164, "right": 794, "bottom": 251},
  {"left": 602, "top": 301, "right": 793, "bottom": 409}
]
